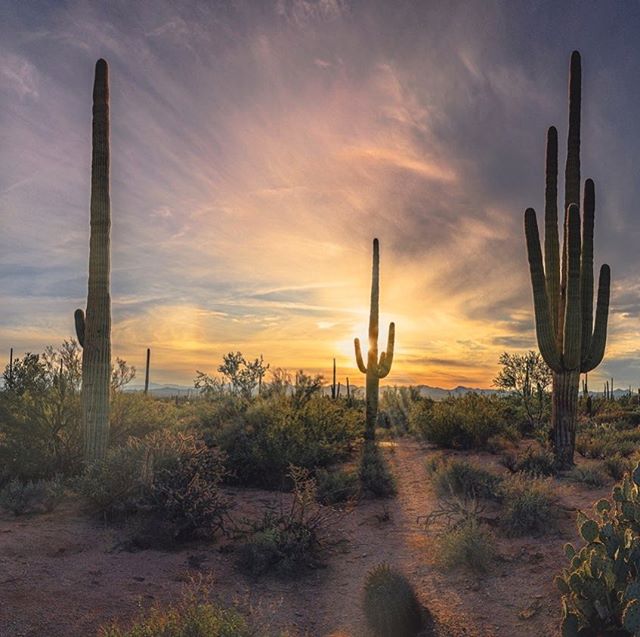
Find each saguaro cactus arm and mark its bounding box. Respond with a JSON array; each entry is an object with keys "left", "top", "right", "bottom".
[
  {"left": 580, "top": 179, "right": 595, "bottom": 362},
  {"left": 74, "top": 309, "right": 85, "bottom": 348},
  {"left": 544, "top": 126, "right": 560, "bottom": 336},
  {"left": 378, "top": 322, "right": 395, "bottom": 378},
  {"left": 524, "top": 209, "right": 562, "bottom": 373},
  {"left": 582, "top": 264, "right": 610, "bottom": 372},
  {"left": 563, "top": 204, "right": 582, "bottom": 370},
  {"left": 354, "top": 338, "right": 368, "bottom": 373}
]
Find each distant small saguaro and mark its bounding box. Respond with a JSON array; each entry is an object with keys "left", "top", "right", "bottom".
[
  {"left": 354, "top": 238, "right": 395, "bottom": 440},
  {"left": 144, "top": 348, "right": 151, "bottom": 394}
]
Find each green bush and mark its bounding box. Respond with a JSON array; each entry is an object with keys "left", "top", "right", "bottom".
[
  {"left": 77, "top": 433, "right": 231, "bottom": 547},
  {"left": 500, "top": 446, "right": 556, "bottom": 477},
  {"left": 237, "top": 467, "right": 327, "bottom": 577},
  {"left": 146, "top": 444, "right": 230, "bottom": 543},
  {"left": 576, "top": 423, "right": 640, "bottom": 460},
  {"left": 237, "top": 512, "right": 317, "bottom": 577},
  {"left": 379, "top": 386, "right": 421, "bottom": 434},
  {"left": 426, "top": 456, "right": 501, "bottom": 500},
  {"left": 499, "top": 474, "right": 556, "bottom": 536},
  {"left": 315, "top": 468, "right": 359, "bottom": 505},
  {"left": 603, "top": 454, "right": 633, "bottom": 481},
  {"left": 568, "top": 466, "right": 608, "bottom": 488},
  {"left": 437, "top": 518, "right": 496, "bottom": 574},
  {"left": 109, "top": 392, "right": 179, "bottom": 445},
  {"left": 556, "top": 464, "right": 640, "bottom": 635},
  {"left": 0, "top": 476, "right": 64, "bottom": 515},
  {"left": 99, "top": 594, "right": 251, "bottom": 637},
  {"left": 410, "top": 393, "right": 511, "bottom": 450},
  {"left": 0, "top": 347, "right": 83, "bottom": 483},
  {"left": 359, "top": 442, "right": 396, "bottom": 498},
  {"left": 363, "top": 563, "right": 425, "bottom": 637},
  {"left": 76, "top": 443, "right": 145, "bottom": 514},
  {"left": 217, "top": 395, "right": 360, "bottom": 489}
]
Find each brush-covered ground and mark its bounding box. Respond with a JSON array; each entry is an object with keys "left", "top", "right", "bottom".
[
  {"left": 2, "top": 346, "right": 639, "bottom": 636},
  {"left": 0, "top": 438, "right": 617, "bottom": 637}
]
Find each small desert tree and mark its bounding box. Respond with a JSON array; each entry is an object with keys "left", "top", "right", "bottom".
[
  {"left": 494, "top": 351, "right": 551, "bottom": 431},
  {"left": 0, "top": 342, "right": 84, "bottom": 479},
  {"left": 196, "top": 352, "right": 270, "bottom": 400}
]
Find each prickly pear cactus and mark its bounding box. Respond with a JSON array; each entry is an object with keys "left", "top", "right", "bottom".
[{"left": 556, "top": 462, "right": 640, "bottom": 635}]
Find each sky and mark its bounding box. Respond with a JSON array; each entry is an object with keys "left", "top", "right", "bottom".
[{"left": 1, "top": 0, "right": 640, "bottom": 389}]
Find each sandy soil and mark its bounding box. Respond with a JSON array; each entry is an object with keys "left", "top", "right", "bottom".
[{"left": 0, "top": 440, "right": 610, "bottom": 637}]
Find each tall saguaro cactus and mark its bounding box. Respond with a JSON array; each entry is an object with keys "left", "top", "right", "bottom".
[
  {"left": 75, "top": 59, "right": 112, "bottom": 461},
  {"left": 354, "top": 238, "right": 395, "bottom": 440},
  {"left": 524, "top": 51, "right": 610, "bottom": 468}
]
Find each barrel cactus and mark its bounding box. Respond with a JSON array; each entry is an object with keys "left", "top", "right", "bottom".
[
  {"left": 75, "top": 59, "right": 112, "bottom": 461},
  {"left": 524, "top": 51, "right": 611, "bottom": 468},
  {"left": 363, "top": 563, "right": 425, "bottom": 637},
  {"left": 354, "top": 238, "right": 395, "bottom": 440},
  {"left": 556, "top": 464, "right": 640, "bottom": 635}
]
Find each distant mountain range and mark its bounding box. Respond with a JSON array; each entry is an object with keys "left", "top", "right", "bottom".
[
  {"left": 125, "top": 382, "right": 637, "bottom": 400},
  {"left": 125, "top": 382, "right": 500, "bottom": 399},
  {"left": 125, "top": 383, "right": 196, "bottom": 397},
  {"left": 414, "top": 385, "right": 500, "bottom": 399}
]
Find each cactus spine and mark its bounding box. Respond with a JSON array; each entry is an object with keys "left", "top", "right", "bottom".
[
  {"left": 75, "top": 59, "right": 112, "bottom": 461},
  {"left": 524, "top": 51, "right": 610, "bottom": 468},
  {"left": 354, "top": 238, "right": 395, "bottom": 440}
]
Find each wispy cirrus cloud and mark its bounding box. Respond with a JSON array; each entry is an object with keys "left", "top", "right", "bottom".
[{"left": 1, "top": 1, "right": 639, "bottom": 387}]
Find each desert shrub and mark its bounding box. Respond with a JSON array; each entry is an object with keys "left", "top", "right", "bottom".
[
  {"left": 485, "top": 433, "right": 515, "bottom": 454},
  {"left": 575, "top": 432, "right": 606, "bottom": 459},
  {"left": 359, "top": 442, "right": 396, "bottom": 498},
  {"left": 363, "top": 563, "right": 425, "bottom": 637},
  {"left": 109, "top": 392, "right": 179, "bottom": 445},
  {"left": 236, "top": 511, "right": 317, "bottom": 576},
  {"left": 500, "top": 446, "right": 556, "bottom": 477},
  {"left": 576, "top": 423, "right": 640, "bottom": 460},
  {"left": 237, "top": 467, "right": 329, "bottom": 577},
  {"left": 183, "top": 392, "right": 247, "bottom": 432},
  {"left": 555, "top": 464, "right": 640, "bottom": 635},
  {"left": 603, "top": 454, "right": 633, "bottom": 481},
  {"left": 408, "top": 397, "right": 434, "bottom": 436},
  {"left": 426, "top": 456, "right": 501, "bottom": 500},
  {"left": 0, "top": 345, "right": 83, "bottom": 482},
  {"left": 499, "top": 474, "right": 556, "bottom": 536},
  {"left": 0, "top": 343, "right": 159, "bottom": 484},
  {"left": 217, "top": 395, "right": 359, "bottom": 489},
  {"left": 315, "top": 468, "right": 359, "bottom": 505},
  {"left": 99, "top": 593, "right": 251, "bottom": 637},
  {"left": 77, "top": 432, "right": 231, "bottom": 546},
  {"left": 146, "top": 444, "right": 230, "bottom": 543},
  {"left": 0, "top": 476, "right": 64, "bottom": 515},
  {"left": 568, "top": 466, "right": 608, "bottom": 488},
  {"left": 437, "top": 518, "right": 497, "bottom": 574},
  {"left": 379, "top": 386, "right": 421, "bottom": 434},
  {"left": 76, "top": 443, "right": 146, "bottom": 514},
  {"left": 410, "top": 393, "right": 510, "bottom": 450}
]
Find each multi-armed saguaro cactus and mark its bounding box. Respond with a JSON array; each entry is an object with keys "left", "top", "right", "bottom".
[
  {"left": 524, "top": 51, "right": 610, "bottom": 468},
  {"left": 354, "top": 238, "right": 395, "bottom": 440},
  {"left": 75, "top": 59, "right": 112, "bottom": 461}
]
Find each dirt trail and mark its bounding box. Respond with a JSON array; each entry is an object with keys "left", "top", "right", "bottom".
[
  {"left": 0, "top": 439, "right": 608, "bottom": 636},
  {"left": 310, "top": 439, "right": 605, "bottom": 637}
]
